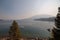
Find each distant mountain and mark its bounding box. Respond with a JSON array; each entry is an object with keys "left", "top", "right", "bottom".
[
  {"left": 0, "top": 15, "right": 55, "bottom": 22},
  {"left": 20, "top": 15, "right": 54, "bottom": 20},
  {"left": 18, "top": 15, "right": 55, "bottom": 23},
  {"left": 0, "top": 19, "right": 4, "bottom": 21},
  {"left": 34, "top": 17, "right": 55, "bottom": 22},
  {"left": 30, "top": 15, "right": 54, "bottom": 19}
]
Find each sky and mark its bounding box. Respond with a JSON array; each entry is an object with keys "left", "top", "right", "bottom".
[{"left": 0, "top": 0, "right": 60, "bottom": 20}]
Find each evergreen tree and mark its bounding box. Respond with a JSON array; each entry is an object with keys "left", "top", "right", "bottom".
[
  {"left": 52, "top": 7, "right": 60, "bottom": 40},
  {"left": 8, "top": 20, "right": 21, "bottom": 40}
]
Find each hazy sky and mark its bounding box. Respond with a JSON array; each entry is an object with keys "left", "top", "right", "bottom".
[{"left": 0, "top": 0, "right": 60, "bottom": 19}]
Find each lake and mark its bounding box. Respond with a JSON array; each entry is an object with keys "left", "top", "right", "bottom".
[{"left": 0, "top": 20, "right": 54, "bottom": 38}]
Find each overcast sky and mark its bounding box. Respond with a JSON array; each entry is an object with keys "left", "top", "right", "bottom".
[{"left": 0, "top": 0, "right": 60, "bottom": 19}]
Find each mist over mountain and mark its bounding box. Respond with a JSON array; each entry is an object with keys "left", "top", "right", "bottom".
[
  {"left": 19, "top": 15, "right": 55, "bottom": 22},
  {"left": 34, "top": 17, "right": 55, "bottom": 22},
  {"left": 0, "top": 15, "right": 55, "bottom": 22},
  {"left": 30, "top": 15, "right": 54, "bottom": 19}
]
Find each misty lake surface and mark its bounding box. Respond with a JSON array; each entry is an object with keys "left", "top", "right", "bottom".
[{"left": 0, "top": 20, "right": 54, "bottom": 38}]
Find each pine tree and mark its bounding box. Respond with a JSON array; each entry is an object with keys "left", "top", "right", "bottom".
[
  {"left": 52, "top": 7, "right": 60, "bottom": 40},
  {"left": 8, "top": 20, "right": 21, "bottom": 40}
]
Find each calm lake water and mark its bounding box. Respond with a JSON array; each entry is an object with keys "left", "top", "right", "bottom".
[{"left": 0, "top": 20, "right": 54, "bottom": 38}]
